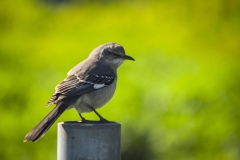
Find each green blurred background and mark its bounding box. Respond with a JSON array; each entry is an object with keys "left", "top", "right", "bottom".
[{"left": 0, "top": 0, "right": 240, "bottom": 159}]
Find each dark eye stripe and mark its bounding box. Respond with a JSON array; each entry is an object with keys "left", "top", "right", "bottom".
[{"left": 107, "top": 50, "right": 120, "bottom": 57}]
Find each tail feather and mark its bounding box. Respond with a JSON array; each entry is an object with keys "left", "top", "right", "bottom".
[{"left": 24, "top": 102, "right": 68, "bottom": 142}]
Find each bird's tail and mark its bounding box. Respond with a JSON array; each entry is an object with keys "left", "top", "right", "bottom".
[{"left": 23, "top": 102, "right": 68, "bottom": 142}]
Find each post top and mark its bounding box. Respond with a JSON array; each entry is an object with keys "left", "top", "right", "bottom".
[{"left": 58, "top": 121, "right": 121, "bottom": 127}]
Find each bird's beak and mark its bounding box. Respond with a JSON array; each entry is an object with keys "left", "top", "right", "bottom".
[{"left": 123, "top": 55, "right": 135, "bottom": 61}]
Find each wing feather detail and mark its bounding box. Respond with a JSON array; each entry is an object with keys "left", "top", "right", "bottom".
[{"left": 46, "top": 74, "right": 115, "bottom": 106}]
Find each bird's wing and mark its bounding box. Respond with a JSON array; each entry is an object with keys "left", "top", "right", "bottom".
[{"left": 46, "top": 73, "right": 115, "bottom": 106}]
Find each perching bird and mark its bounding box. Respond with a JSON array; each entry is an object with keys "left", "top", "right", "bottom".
[{"left": 23, "top": 42, "right": 134, "bottom": 142}]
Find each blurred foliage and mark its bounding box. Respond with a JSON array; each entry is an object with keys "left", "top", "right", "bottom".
[{"left": 0, "top": 0, "right": 240, "bottom": 159}]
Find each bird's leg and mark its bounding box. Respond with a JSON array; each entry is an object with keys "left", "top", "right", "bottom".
[
  {"left": 78, "top": 113, "right": 95, "bottom": 123},
  {"left": 87, "top": 106, "right": 109, "bottom": 122},
  {"left": 79, "top": 113, "right": 86, "bottom": 122}
]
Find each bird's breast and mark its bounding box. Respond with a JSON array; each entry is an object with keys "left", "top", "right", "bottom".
[{"left": 73, "top": 80, "right": 117, "bottom": 113}]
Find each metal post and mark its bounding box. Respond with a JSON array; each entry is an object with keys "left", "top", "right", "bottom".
[{"left": 57, "top": 121, "right": 121, "bottom": 160}]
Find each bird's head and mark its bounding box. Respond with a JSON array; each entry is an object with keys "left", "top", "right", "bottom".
[{"left": 90, "top": 42, "right": 135, "bottom": 68}]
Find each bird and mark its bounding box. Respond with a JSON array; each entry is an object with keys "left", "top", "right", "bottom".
[{"left": 23, "top": 42, "right": 134, "bottom": 142}]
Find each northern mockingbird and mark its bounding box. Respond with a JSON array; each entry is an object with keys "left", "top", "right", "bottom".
[{"left": 24, "top": 42, "right": 134, "bottom": 142}]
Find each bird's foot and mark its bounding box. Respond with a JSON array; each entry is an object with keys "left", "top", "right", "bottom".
[
  {"left": 80, "top": 116, "right": 108, "bottom": 123},
  {"left": 99, "top": 117, "right": 113, "bottom": 123}
]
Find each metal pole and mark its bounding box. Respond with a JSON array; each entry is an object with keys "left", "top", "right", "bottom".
[{"left": 57, "top": 122, "right": 121, "bottom": 160}]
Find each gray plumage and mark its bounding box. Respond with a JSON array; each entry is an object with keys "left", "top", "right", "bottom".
[{"left": 24, "top": 42, "right": 134, "bottom": 142}]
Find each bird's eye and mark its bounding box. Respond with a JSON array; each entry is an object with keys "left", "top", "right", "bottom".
[
  {"left": 112, "top": 52, "right": 119, "bottom": 57},
  {"left": 107, "top": 49, "right": 119, "bottom": 58}
]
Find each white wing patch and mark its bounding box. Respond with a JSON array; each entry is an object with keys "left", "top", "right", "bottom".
[
  {"left": 94, "top": 84, "right": 105, "bottom": 89},
  {"left": 74, "top": 74, "right": 113, "bottom": 90}
]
